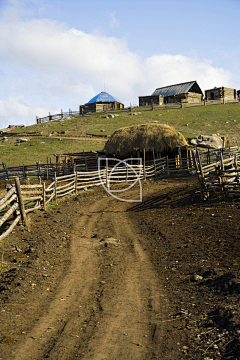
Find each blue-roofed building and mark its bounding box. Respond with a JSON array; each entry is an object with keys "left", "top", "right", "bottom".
[
  {"left": 139, "top": 81, "right": 203, "bottom": 106},
  {"left": 80, "top": 91, "right": 124, "bottom": 114}
]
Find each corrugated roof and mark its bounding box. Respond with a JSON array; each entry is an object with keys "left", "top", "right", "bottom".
[
  {"left": 152, "top": 81, "right": 196, "bottom": 97},
  {"left": 87, "top": 91, "right": 122, "bottom": 104}
]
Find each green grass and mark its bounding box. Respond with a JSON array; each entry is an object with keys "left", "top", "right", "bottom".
[
  {"left": 0, "top": 137, "right": 103, "bottom": 167},
  {"left": 1, "top": 102, "right": 240, "bottom": 167},
  {"left": 8, "top": 103, "right": 240, "bottom": 138}
]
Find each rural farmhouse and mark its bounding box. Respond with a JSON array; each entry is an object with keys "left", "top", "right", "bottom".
[
  {"left": 80, "top": 91, "right": 124, "bottom": 114},
  {"left": 204, "top": 86, "right": 237, "bottom": 102},
  {"left": 139, "top": 81, "right": 203, "bottom": 106}
]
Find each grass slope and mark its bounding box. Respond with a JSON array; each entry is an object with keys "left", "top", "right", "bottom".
[{"left": 1, "top": 103, "right": 240, "bottom": 167}]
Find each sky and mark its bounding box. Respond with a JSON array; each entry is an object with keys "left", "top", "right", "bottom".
[{"left": 0, "top": 0, "right": 239, "bottom": 128}]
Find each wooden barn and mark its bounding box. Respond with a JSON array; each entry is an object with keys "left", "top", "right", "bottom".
[
  {"left": 140, "top": 81, "right": 203, "bottom": 105},
  {"left": 80, "top": 91, "right": 124, "bottom": 114},
  {"left": 204, "top": 86, "right": 237, "bottom": 102},
  {"left": 139, "top": 94, "right": 164, "bottom": 106}
]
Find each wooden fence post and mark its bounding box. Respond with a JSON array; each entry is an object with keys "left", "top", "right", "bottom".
[
  {"left": 22, "top": 165, "right": 25, "bottom": 179},
  {"left": 15, "top": 178, "right": 28, "bottom": 227},
  {"left": 5, "top": 163, "right": 9, "bottom": 180},
  {"left": 153, "top": 148, "right": 157, "bottom": 178},
  {"left": 236, "top": 139, "right": 239, "bottom": 151},
  {"left": 178, "top": 147, "right": 182, "bottom": 169},
  {"left": 220, "top": 151, "right": 224, "bottom": 171},
  {"left": 166, "top": 155, "right": 169, "bottom": 175},
  {"left": 106, "top": 159, "right": 108, "bottom": 189},
  {"left": 197, "top": 150, "right": 209, "bottom": 199},
  {"left": 74, "top": 164, "right": 77, "bottom": 195},
  {"left": 234, "top": 154, "right": 239, "bottom": 184},
  {"left": 207, "top": 148, "right": 210, "bottom": 165},
  {"left": 85, "top": 157, "right": 88, "bottom": 171},
  {"left": 54, "top": 172, "right": 57, "bottom": 201},
  {"left": 191, "top": 150, "right": 202, "bottom": 200},
  {"left": 43, "top": 182, "right": 46, "bottom": 211},
  {"left": 143, "top": 148, "right": 146, "bottom": 180}
]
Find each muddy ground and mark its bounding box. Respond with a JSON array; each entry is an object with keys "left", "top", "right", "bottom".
[{"left": 0, "top": 176, "right": 240, "bottom": 360}]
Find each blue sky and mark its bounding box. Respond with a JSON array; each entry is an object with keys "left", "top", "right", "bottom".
[{"left": 0, "top": 0, "right": 239, "bottom": 128}]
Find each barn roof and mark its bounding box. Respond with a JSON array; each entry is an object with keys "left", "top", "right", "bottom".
[
  {"left": 152, "top": 81, "right": 202, "bottom": 97},
  {"left": 87, "top": 91, "right": 122, "bottom": 104}
]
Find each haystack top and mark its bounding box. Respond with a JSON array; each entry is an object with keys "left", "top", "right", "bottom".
[
  {"left": 104, "top": 123, "right": 187, "bottom": 156},
  {"left": 87, "top": 91, "right": 122, "bottom": 104}
]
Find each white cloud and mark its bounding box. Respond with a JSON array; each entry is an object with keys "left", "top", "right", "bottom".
[
  {"left": 141, "top": 54, "right": 234, "bottom": 95},
  {"left": 0, "top": 3, "right": 238, "bottom": 128},
  {"left": 109, "top": 11, "right": 119, "bottom": 29},
  {"left": 0, "top": 96, "right": 59, "bottom": 128}
]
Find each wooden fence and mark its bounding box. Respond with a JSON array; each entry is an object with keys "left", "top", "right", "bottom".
[
  {"left": 192, "top": 147, "right": 240, "bottom": 200},
  {"left": 0, "top": 151, "right": 194, "bottom": 180},
  {"left": 2, "top": 146, "right": 240, "bottom": 240},
  {"left": 35, "top": 99, "right": 239, "bottom": 123},
  {"left": 0, "top": 162, "right": 74, "bottom": 180},
  {"left": 139, "top": 99, "right": 239, "bottom": 111},
  {"left": 0, "top": 154, "right": 195, "bottom": 241}
]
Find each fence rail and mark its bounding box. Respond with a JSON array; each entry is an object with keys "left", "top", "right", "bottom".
[
  {"left": 35, "top": 99, "right": 239, "bottom": 124},
  {"left": 0, "top": 150, "right": 195, "bottom": 180},
  {"left": 0, "top": 154, "right": 195, "bottom": 240},
  {"left": 192, "top": 147, "right": 240, "bottom": 200},
  {"left": 0, "top": 162, "right": 75, "bottom": 180}
]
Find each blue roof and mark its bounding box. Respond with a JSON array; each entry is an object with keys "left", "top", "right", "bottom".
[
  {"left": 152, "top": 81, "right": 201, "bottom": 97},
  {"left": 87, "top": 91, "right": 122, "bottom": 104}
]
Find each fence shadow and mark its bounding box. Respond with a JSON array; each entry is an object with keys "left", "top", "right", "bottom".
[{"left": 127, "top": 186, "right": 199, "bottom": 212}]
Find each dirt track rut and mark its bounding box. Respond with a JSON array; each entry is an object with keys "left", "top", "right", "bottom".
[
  {"left": 2, "top": 177, "right": 240, "bottom": 359},
  {"left": 10, "top": 194, "right": 168, "bottom": 360}
]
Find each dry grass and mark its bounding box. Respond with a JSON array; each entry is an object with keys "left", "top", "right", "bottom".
[{"left": 104, "top": 123, "right": 187, "bottom": 156}]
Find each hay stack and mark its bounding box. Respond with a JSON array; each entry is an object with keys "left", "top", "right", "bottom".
[{"left": 104, "top": 123, "right": 187, "bottom": 156}]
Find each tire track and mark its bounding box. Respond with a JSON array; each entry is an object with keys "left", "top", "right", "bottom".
[{"left": 10, "top": 194, "right": 168, "bottom": 359}]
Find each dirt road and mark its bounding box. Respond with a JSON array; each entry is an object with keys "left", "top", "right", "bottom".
[
  {"left": 11, "top": 195, "right": 170, "bottom": 359},
  {"left": 0, "top": 177, "right": 240, "bottom": 359}
]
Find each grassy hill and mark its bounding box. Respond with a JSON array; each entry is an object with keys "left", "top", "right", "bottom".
[{"left": 1, "top": 102, "right": 240, "bottom": 167}]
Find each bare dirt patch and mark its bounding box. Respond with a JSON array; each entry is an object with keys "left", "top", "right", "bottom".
[{"left": 0, "top": 176, "right": 240, "bottom": 359}]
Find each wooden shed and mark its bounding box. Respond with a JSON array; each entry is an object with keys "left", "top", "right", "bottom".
[
  {"left": 80, "top": 91, "right": 124, "bottom": 114},
  {"left": 147, "top": 80, "right": 203, "bottom": 104},
  {"left": 139, "top": 95, "right": 164, "bottom": 106},
  {"left": 204, "top": 87, "right": 237, "bottom": 102}
]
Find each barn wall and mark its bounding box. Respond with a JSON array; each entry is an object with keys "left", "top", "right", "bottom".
[
  {"left": 139, "top": 95, "right": 164, "bottom": 106},
  {"left": 81, "top": 101, "right": 124, "bottom": 113},
  {"left": 184, "top": 93, "right": 202, "bottom": 103},
  {"left": 205, "top": 87, "right": 236, "bottom": 101},
  {"left": 165, "top": 92, "right": 202, "bottom": 104}
]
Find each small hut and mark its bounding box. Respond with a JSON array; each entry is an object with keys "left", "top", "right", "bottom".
[
  {"left": 104, "top": 123, "right": 188, "bottom": 161},
  {"left": 80, "top": 91, "right": 124, "bottom": 114},
  {"left": 204, "top": 86, "right": 237, "bottom": 102}
]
